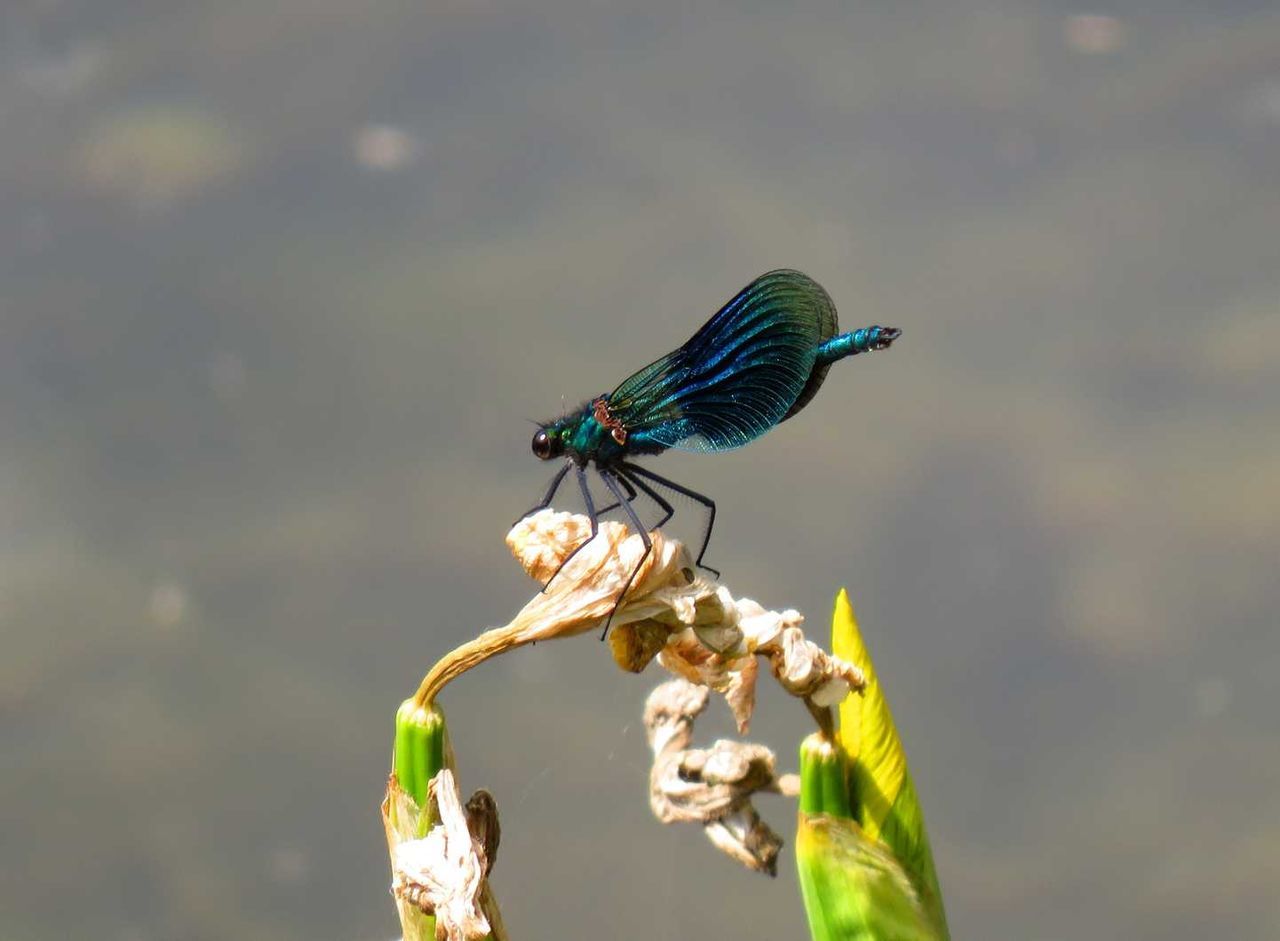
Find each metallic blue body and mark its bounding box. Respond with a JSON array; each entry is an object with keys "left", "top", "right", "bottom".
[
  {"left": 816, "top": 325, "right": 894, "bottom": 364},
  {"left": 538, "top": 270, "right": 900, "bottom": 467}
]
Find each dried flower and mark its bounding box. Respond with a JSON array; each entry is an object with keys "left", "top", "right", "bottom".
[
  {"left": 412, "top": 510, "right": 708, "bottom": 703},
  {"left": 413, "top": 511, "right": 864, "bottom": 725}
]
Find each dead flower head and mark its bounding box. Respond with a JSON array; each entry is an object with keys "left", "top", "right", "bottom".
[{"left": 415, "top": 511, "right": 864, "bottom": 727}]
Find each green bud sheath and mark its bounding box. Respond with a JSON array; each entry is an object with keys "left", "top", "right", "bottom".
[
  {"left": 394, "top": 699, "right": 449, "bottom": 813},
  {"left": 799, "top": 733, "right": 854, "bottom": 819},
  {"left": 389, "top": 700, "right": 450, "bottom": 941},
  {"left": 794, "top": 590, "right": 949, "bottom": 941}
]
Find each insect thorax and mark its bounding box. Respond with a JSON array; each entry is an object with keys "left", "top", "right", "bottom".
[{"left": 554, "top": 400, "right": 624, "bottom": 465}]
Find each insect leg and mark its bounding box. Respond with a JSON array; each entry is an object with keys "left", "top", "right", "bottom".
[
  {"left": 619, "top": 462, "right": 719, "bottom": 578},
  {"left": 595, "top": 472, "right": 638, "bottom": 517},
  {"left": 514, "top": 461, "right": 571, "bottom": 526},
  {"left": 618, "top": 469, "right": 674, "bottom": 530},
  {"left": 539, "top": 465, "right": 600, "bottom": 593},
  {"left": 597, "top": 469, "right": 653, "bottom": 638}
]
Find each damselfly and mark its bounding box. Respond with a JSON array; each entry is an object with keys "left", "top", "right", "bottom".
[{"left": 521, "top": 269, "right": 900, "bottom": 628}]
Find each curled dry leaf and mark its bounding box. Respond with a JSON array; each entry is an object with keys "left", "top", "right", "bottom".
[
  {"left": 463, "top": 790, "right": 500, "bottom": 879},
  {"left": 705, "top": 805, "right": 785, "bottom": 876},
  {"left": 644, "top": 679, "right": 788, "bottom": 875},
  {"left": 608, "top": 618, "right": 671, "bottom": 673},
  {"left": 769, "top": 625, "right": 866, "bottom": 706},
  {"left": 658, "top": 597, "right": 865, "bottom": 733}
]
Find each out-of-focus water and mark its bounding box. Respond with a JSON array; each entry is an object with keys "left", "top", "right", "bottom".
[{"left": 2, "top": 3, "right": 1278, "bottom": 939}]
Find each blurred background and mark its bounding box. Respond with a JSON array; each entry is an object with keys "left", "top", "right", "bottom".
[{"left": 2, "top": 2, "right": 1278, "bottom": 939}]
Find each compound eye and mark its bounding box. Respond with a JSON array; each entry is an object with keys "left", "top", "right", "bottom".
[{"left": 532, "top": 429, "right": 553, "bottom": 460}]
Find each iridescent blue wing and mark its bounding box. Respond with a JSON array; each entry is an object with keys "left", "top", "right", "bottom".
[{"left": 608, "top": 270, "right": 838, "bottom": 452}]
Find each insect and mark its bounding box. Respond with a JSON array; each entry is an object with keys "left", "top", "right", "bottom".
[{"left": 521, "top": 269, "right": 900, "bottom": 628}]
